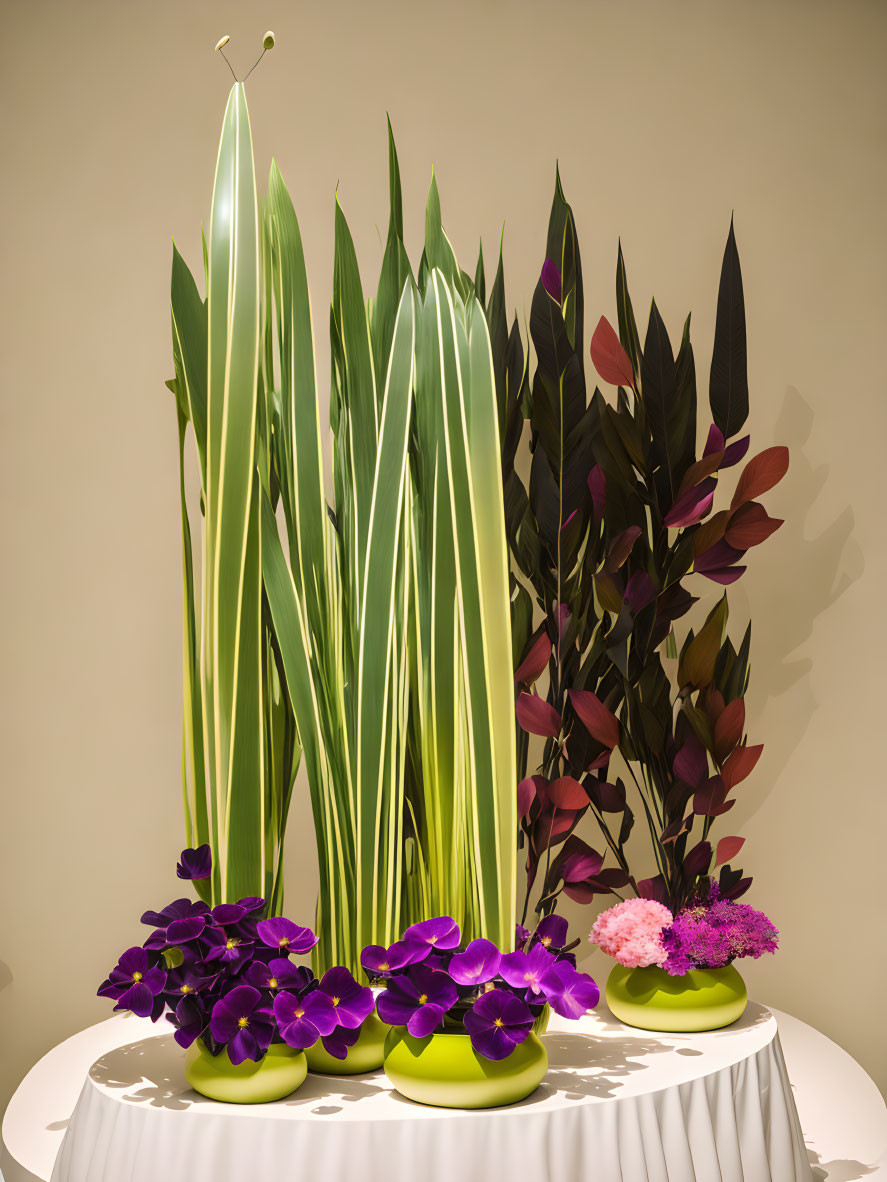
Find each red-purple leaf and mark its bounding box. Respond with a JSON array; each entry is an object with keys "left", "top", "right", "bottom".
[
  {"left": 721, "top": 743, "right": 763, "bottom": 788},
  {"left": 585, "top": 751, "right": 612, "bottom": 772},
  {"left": 570, "top": 689, "right": 620, "bottom": 749},
  {"left": 699, "top": 565, "right": 747, "bottom": 585},
  {"left": 660, "top": 816, "right": 692, "bottom": 844},
  {"left": 605, "top": 525, "right": 642, "bottom": 572},
  {"left": 541, "top": 259, "right": 561, "bottom": 302},
  {"left": 677, "top": 450, "right": 726, "bottom": 496},
  {"left": 590, "top": 316, "right": 635, "bottom": 389},
  {"left": 703, "top": 424, "right": 725, "bottom": 456},
  {"left": 547, "top": 776, "right": 589, "bottom": 811},
  {"left": 721, "top": 876, "right": 752, "bottom": 900},
  {"left": 673, "top": 734, "right": 708, "bottom": 789},
  {"left": 517, "top": 776, "right": 543, "bottom": 819},
  {"left": 637, "top": 875, "right": 668, "bottom": 903},
  {"left": 731, "top": 446, "right": 789, "bottom": 508},
  {"left": 664, "top": 477, "right": 717, "bottom": 528},
  {"left": 693, "top": 775, "right": 729, "bottom": 816},
  {"left": 586, "top": 778, "right": 625, "bottom": 812},
  {"left": 721, "top": 435, "right": 750, "bottom": 468},
  {"left": 694, "top": 538, "right": 745, "bottom": 575},
  {"left": 561, "top": 844, "right": 605, "bottom": 882},
  {"left": 714, "top": 698, "right": 745, "bottom": 762},
  {"left": 516, "top": 693, "right": 562, "bottom": 738},
  {"left": 588, "top": 464, "right": 606, "bottom": 527},
  {"left": 515, "top": 632, "right": 552, "bottom": 685},
  {"left": 725, "top": 501, "right": 784, "bottom": 549},
  {"left": 682, "top": 840, "right": 713, "bottom": 878},
  {"left": 624, "top": 571, "right": 656, "bottom": 614},
  {"left": 715, "top": 835, "right": 745, "bottom": 867}
]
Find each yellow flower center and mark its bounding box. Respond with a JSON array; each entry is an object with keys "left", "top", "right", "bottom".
[
  {"left": 379, "top": 962, "right": 389, "bottom": 971},
  {"left": 418, "top": 993, "right": 428, "bottom": 1005},
  {"left": 295, "top": 1009, "right": 304, "bottom": 1019},
  {"left": 226, "top": 939, "right": 238, "bottom": 950},
  {"left": 268, "top": 978, "right": 278, "bottom": 989},
  {"left": 494, "top": 1018, "right": 504, "bottom": 1027},
  {"left": 278, "top": 937, "right": 289, "bottom": 948},
  {"left": 132, "top": 971, "right": 142, "bottom": 982},
  {"left": 429, "top": 935, "right": 438, "bottom": 944},
  {"left": 180, "top": 984, "right": 193, "bottom": 993},
  {"left": 237, "top": 1016, "right": 249, "bottom": 1028},
  {"left": 541, "top": 936, "right": 551, "bottom": 946},
  {"left": 332, "top": 996, "right": 340, "bottom": 1006}
]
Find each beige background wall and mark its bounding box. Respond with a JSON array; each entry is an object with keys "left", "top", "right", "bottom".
[{"left": 2, "top": 0, "right": 885, "bottom": 1121}]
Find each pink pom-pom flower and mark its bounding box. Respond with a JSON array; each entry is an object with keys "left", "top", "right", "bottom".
[{"left": 589, "top": 898, "right": 674, "bottom": 968}]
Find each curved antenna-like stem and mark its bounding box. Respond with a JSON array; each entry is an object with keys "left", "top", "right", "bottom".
[
  {"left": 244, "top": 31, "right": 276, "bottom": 81},
  {"left": 214, "top": 35, "right": 238, "bottom": 81}
]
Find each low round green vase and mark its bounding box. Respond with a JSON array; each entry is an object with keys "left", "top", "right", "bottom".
[
  {"left": 305, "top": 1012, "right": 389, "bottom": 1075},
  {"left": 606, "top": 963, "right": 747, "bottom": 1032},
  {"left": 383, "top": 1027, "right": 548, "bottom": 1109},
  {"left": 184, "top": 1039, "right": 307, "bottom": 1103}
]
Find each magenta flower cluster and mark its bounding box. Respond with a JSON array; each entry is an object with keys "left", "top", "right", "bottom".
[
  {"left": 590, "top": 886, "right": 778, "bottom": 977},
  {"left": 97, "top": 848, "right": 373, "bottom": 1065},
  {"left": 362, "top": 914, "right": 599, "bottom": 1061}
]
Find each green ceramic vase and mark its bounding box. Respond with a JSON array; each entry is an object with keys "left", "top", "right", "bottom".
[
  {"left": 606, "top": 963, "right": 747, "bottom": 1032},
  {"left": 305, "top": 1012, "right": 389, "bottom": 1075},
  {"left": 383, "top": 1027, "right": 548, "bottom": 1109},
  {"left": 185, "top": 1039, "right": 307, "bottom": 1103}
]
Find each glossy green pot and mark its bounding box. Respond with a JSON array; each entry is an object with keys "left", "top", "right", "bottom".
[
  {"left": 383, "top": 1027, "right": 548, "bottom": 1109},
  {"left": 305, "top": 1012, "right": 389, "bottom": 1075},
  {"left": 185, "top": 1039, "right": 307, "bottom": 1103},
  {"left": 606, "top": 963, "right": 747, "bottom": 1032}
]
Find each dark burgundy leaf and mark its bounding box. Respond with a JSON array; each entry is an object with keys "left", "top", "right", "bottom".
[
  {"left": 693, "top": 775, "right": 729, "bottom": 816},
  {"left": 586, "top": 778, "right": 625, "bottom": 812},
  {"left": 570, "top": 689, "right": 620, "bottom": 749},
  {"left": 605, "top": 525, "right": 642, "bottom": 572},
  {"left": 721, "top": 435, "right": 750, "bottom": 468},
  {"left": 588, "top": 464, "right": 606, "bottom": 527},
  {"left": 703, "top": 424, "right": 725, "bottom": 456},
  {"left": 694, "top": 539, "right": 745, "bottom": 574},
  {"left": 682, "top": 840, "right": 713, "bottom": 878},
  {"left": 517, "top": 776, "right": 544, "bottom": 820},
  {"left": 515, "top": 632, "right": 552, "bottom": 684},
  {"left": 721, "top": 743, "right": 763, "bottom": 788},
  {"left": 721, "top": 876, "right": 752, "bottom": 901},
  {"left": 541, "top": 258, "right": 562, "bottom": 302},
  {"left": 637, "top": 875, "right": 668, "bottom": 903},
  {"left": 699, "top": 565, "right": 747, "bottom": 585},
  {"left": 673, "top": 734, "right": 708, "bottom": 788},
  {"left": 664, "top": 477, "right": 717, "bottom": 529},
  {"left": 590, "top": 315, "right": 634, "bottom": 388},
  {"left": 715, "top": 835, "right": 745, "bottom": 867},
  {"left": 561, "top": 844, "right": 605, "bottom": 882},
  {"left": 725, "top": 502, "right": 784, "bottom": 549},
  {"left": 709, "top": 218, "right": 749, "bottom": 440},
  {"left": 714, "top": 698, "right": 745, "bottom": 763},
  {"left": 516, "top": 692, "right": 562, "bottom": 738},
  {"left": 624, "top": 571, "right": 656, "bottom": 614},
  {"left": 547, "top": 776, "right": 589, "bottom": 811}
]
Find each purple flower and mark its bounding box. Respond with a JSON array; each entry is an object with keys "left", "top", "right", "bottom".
[
  {"left": 273, "top": 989, "right": 337, "bottom": 1050},
  {"left": 165, "top": 915, "right": 207, "bottom": 944},
  {"left": 202, "top": 926, "right": 254, "bottom": 969},
  {"left": 463, "top": 989, "right": 533, "bottom": 1061},
  {"left": 256, "top": 917, "right": 318, "bottom": 955},
  {"left": 402, "top": 917, "right": 461, "bottom": 959},
  {"left": 541, "top": 258, "right": 562, "bottom": 302},
  {"left": 176, "top": 845, "right": 212, "bottom": 881},
  {"left": 376, "top": 964, "right": 457, "bottom": 1037},
  {"left": 539, "top": 960, "right": 600, "bottom": 1019},
  {"left": 532, "top": 915, "right": 569, "bottom": 951},
  {"left": 661, "top": 897, "right": 778, "bottom": 976},
  {"left": 235, "top": 896, "right": 266, "bottom": 913},
  {"left": 141, "top": 897, "right": 210, "bottom": 929},
  {"left": 98, "top": 947, "right": 167, "bottom": 1019},
  {"left": 163, "top": 965, "right": 208, "bottom": 1003},
  {"left": 449, "top": 939, "right": 501, "bottom": 986},
  {"left": 361, "top": 940, "right": 420, "bottom": 977},
  {"left": 319, "top": 1024, "right": 360, "bottom": 1060},
  {"left": 498, "top": 943, "right": 556, "bottom": 997},
  {"left": 169, "top": 994, "right": 206, "bottom": 1049},
  {"left": 210, "top": 986, "right": 274, "bottom": 1065},
  {"left": 515, "top": 923, "right": 531, "bottom": 951},
  {"left": 317, "top": 967, "right": 374, "bottom": 1029},
  {"left": 211, "top": 903, "right": 247, "bottom": 927},
  {"left": 245, "top": 957, "right": 312, "bottom": 995}
]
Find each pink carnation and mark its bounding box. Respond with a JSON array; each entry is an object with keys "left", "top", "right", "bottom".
[{"left": 589, "top": 898, "right": 674, "bottom": 968}]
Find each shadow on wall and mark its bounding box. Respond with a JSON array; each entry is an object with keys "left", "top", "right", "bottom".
[
  {"left": 729, "top": 385, "right": 864, "bottom": 814},
  {"left": 808, "top": 1146, "right": 879, "bottom": 1181}
]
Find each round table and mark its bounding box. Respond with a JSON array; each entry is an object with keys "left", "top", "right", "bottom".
[{"left": 2, "top": 1003, "right": 885, "bottom": 1182}]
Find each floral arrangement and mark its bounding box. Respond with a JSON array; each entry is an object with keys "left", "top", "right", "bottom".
[
  {"left": 590, "top": 887, "right": 778, "bottom": 977},
  {"left": 362, "top": 916, "right": 599, "bottom": 1060},
  {"left": 97, "top": 848, "right": 373, "bottom": 1064}
]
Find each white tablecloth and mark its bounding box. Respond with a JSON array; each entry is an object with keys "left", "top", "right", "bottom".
[{"left": 11, "top": 1001, "right": 816, "bottom": 1182}]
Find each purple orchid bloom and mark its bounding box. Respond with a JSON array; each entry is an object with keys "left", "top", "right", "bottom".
[
  {"left": 319, "top": 1024, "right": 361, "bottom": 1060},
  {"left": 376, "top": 964, "right": 457, "bottom": 1037},
  {"left": 141, "top": 897, "right": 210, "bottom": 929},
  {"left": 163, "top": 965, "right": 208, "bottom": 1003},
  {"left": 273, "top": 988, "right": 337, "bottom": 1050},
  {"left": 532, "top": 914, "right": 569, "bottom": 952},
  {"left": 209, "top": 986, "right": 274, "bottom": 1065},
  {"left": 176, "top": 845, "right": 212, "bottom": 881},
  {"left": 360, "top": 940, "right": 419, "bottom": 977},
  {"left": 211, "top": 903, "right": 247, "bottom": 927},
  {"left": 256, "top": 917, "right": 318, "bottom": 955},
  {"left": 98, "top": 947, "right": 167, "bottom": 1019},
  {"left": 402, "top": 917, "right": 461, "bottom": 960},
  {"left": 169, "top": 994, "right": 206, "bottom": 1049},
  {"left": 498, "top": 943, "right": 556, "bottom": 997},
  {"left": 317, "top": 967, "right": 374, "bottom": 1030},
  {"left": 165, "top": 915, "right": 207, "bottom": 945},
  {"left": 463, "top": 989, "right": 534, "bottom": 1061},
  {"left": 449, "top": 939, "right": 501, "bottom": 986},
  {"left": 245, "top": 957, "right": 312, "bottom": 995},
  {"left": 539, "top": 960, "right": 600, "bottom": 1019},
  {"left": 235, "top": 896, "right": 266, "bottom": 914},
  {"left": 515, "top": 923, "right": 531, "bottom": 951}
]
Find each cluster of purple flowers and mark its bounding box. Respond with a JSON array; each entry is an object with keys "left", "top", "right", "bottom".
[
  {"left": 97, "top": 847, "right": 373, "bottom": 1065},
  {"left": 660, "top": 886, "right": 779, "bottom": 977},
  {"left": 361, "top": 914, "right": 598, "bottom": 1061}
]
